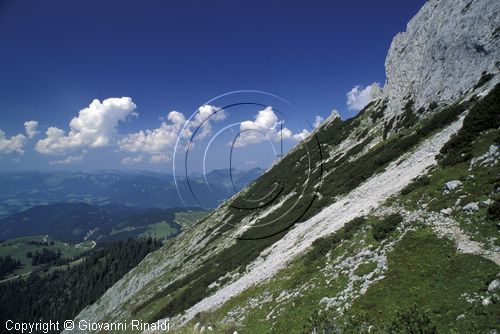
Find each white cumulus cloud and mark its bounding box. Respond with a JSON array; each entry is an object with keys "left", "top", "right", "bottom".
[
  {"left": 292, "top": 129, "right": 311, "bottom": 141},
  {"left": 36, "top": 97, "right": 137, "bottom": 154},
  {"left": 313, "top": 115, "right": 324, "bottom": 128},
  {"left": 121, "top": 155, "right": 144, "bottom": 165},
  {"left": 193, "top": 105, "right": 226, "bottom": 139},
  {"left": 118, "top": 111, "right": 186, "bottom": 155},
  {"left": 0, "top": 130, "right": 27, "bottom": 154},
  {"left": 150, "top": 154, "right": 170, "bottom": 164},
  {"left": 233, "top": 106, "right": 310, "bottom": 147},
  {"left": 24, "top": 121, "right": 39, "bottom": 139},
  {"left": 118, "top": 105, "right": 225, "bottom": 163},
  {"left": 346, "top": 83, "right": 383, "bottom": 111}
]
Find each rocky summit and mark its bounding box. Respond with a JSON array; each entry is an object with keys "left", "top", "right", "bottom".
[{"left": 383, "top": 0, "right": 500, "bottom": 120}]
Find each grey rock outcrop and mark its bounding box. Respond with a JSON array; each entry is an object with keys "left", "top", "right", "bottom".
[
  {"left": 488, "top": 279, "right": 500, "bottom": 292},
  {"left": 382, "top": 0, "right": 500, "bottom": 120},
  {"left": 470, "top": 144, "right": 499, "bottom": 169},
  {"left": 445, "top": 180, "right": 462, "bottom": 191},
  {"left": 463, "top": 202, "right": 480, "bottom": 213}
]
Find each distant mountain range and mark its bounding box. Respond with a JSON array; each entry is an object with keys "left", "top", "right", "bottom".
[{"left": 0, "top": 168, "right": 263, "bottom": 218}]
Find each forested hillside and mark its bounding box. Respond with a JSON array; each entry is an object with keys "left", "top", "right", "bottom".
[{"left": 0, "top": 238, "right": 162, "bottom": 334}]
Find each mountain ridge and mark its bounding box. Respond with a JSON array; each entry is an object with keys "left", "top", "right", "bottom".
[{"left": 0, "top": 168, "right": 264, "bottom": 217}]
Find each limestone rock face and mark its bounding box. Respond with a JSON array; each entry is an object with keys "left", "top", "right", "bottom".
[{"left": 382, "top": 0, "right": 500, "bottom": 119}]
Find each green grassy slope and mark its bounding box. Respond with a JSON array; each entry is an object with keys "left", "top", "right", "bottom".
[{"left": 122, "top": 88, "right": 476, "bottom": 327}]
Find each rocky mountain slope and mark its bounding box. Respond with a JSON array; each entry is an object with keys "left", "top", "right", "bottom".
[{"left": 65, "top": 0, "right": 500, "bottom": 332}]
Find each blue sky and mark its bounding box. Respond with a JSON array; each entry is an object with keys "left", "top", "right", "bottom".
[{"left": 0, "top": 0, "right": 425, "bottom": 173}]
